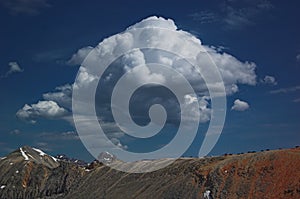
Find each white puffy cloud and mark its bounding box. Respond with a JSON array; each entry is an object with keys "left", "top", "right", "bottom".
[
  {"left": 231, "top": 99, "right": 250, "bottom": 111},
  {"left": 122, "top": 49, "right": 166, "bottom": 85},
  {"left": 74, "top": 66, "right": 97, "bottom": 89},
  {"left": 72, "top": 17, "right": 256, "bottom": 97},
  {"left": 204, "top": 46, "right": 256, "bottom": 94},
  {"left": 68, "top": 16, "right": 258, "bottom": 153},
  {"left": 261, "top": 75, "right": 277, "bottom": 85},
  {"left": 43, "top": 84, "right": 72, "bottom": 109},
  {"left": 18, "top": 16, "right": 260, "bottom": 151},
  {"left": 16, "top": 100, "right": 68, "bottom": 123},
  {"left": 67, "top": 46, "right": 93, "bottom": 66},
  {"left": 183, "top": 95, "right": 211, "bottom": 123},
  {"left": 19, "top": 16, "right": 258, "bottom": 124}
]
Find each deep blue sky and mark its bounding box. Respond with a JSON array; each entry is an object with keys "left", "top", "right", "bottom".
[{"left": 0, "top": 0, "right": 300, "bottom": 161}]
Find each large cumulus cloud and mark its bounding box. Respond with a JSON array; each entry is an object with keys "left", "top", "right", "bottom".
[
  {"left": 17, "top": 16, "right": 257, "bottom": 151},
  {"left": 72, "top": 16, "right": 256, "bottom": 123}
]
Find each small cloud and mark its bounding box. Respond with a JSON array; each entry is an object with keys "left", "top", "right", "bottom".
[
  {"left": 293, "top": 98, "right": 300, "bottom": 103},
  {"left": 7, "top": 62, "right": 23, "bottom": 74},
  {"left": 0, "top": 0, "right": 51, "bottom": 15},
  {"left": 1, "top": 62, "right": 24, "bottom": 78},
  {"left": 9, "top": 129, "right": 21, "bottom": 135},
  {"left": 231, "top": 99, "right": 250, "bottom": 111},
  {"left": 67, "top": 46, "right": 93, "bottom": 66},
  {"left": 33, "top": 49, "right": 65, "bottom": 63},
  {"left": 296, "top": 54, "right": 300, "bottom": 63},
  {"left": 270, "top": 85, "right": 300, "bottom": 94},
  {"left": 260, "top": 75, "right": 277, "bottom": 85}
]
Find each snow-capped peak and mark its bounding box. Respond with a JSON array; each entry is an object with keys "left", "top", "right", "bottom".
[{"left": 15, "top": 146, "right": 59, "bottom": 167}]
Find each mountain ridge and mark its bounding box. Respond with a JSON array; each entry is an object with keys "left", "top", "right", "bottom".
[{"left": 0, "top": 146, "right": 299, "bottom": 199}]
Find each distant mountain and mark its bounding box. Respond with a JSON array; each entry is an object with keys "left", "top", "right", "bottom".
[
  {"left": 0, "top": 146, "right": 299, "bottom": 199},
  {"left": 54, "top": 154, "right": 88, "bottom": 167}
]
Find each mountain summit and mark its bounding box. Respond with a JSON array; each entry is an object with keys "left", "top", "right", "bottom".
[
  {"left": 0, "top": 146, "right": 84, "bottom": 198},
  {"left": 10, "top": 146, "right": 59, "bottom": 169},
  {"left": 0, "top": 146, "right": 300, "bottom": 199}
]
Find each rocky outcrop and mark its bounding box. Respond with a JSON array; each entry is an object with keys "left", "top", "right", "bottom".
[{"left": 0, "top": 146, "right": 299, "bottom": 199}]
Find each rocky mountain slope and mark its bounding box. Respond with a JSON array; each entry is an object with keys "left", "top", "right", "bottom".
[
  {"left": 0, "top": 146, "right": 299, "bottom": 199},
  {"left": 0, "top": 146, "right": 85, "bottom": 199}
]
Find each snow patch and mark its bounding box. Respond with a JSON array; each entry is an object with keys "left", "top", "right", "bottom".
[
  {"left": 16, "top": 170, "right": 19, "bottom": 174},
  {"left": 20, "top": 147, "right": 29, "bottom": 161},
  {"left": 0, "top": 185, "right": 6, "bottom": 189},
  {"left": 32, "top": 147, "right": 58, "bottom": 162},
  {"left": 9, "top": 162, "right": 13, "bottom": 165},
  {"left": 51, "top": 156, "right": 58, "bottom": 162},
  {"left": 32, "top": 148, "right": 46, "bottom": 156},
  {"left": 0, "top": 157, "right": 6, "bottom": 160},
  {"left": 27, "top": 154, "right": 34, "bottom": 159},
  {"left": 204, "top": 190, "right": 212, "bottom": 199}
]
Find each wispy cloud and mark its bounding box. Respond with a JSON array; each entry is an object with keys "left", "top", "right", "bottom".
[
  {"left": 0, "top": 142, "right": 15, "bottom": 153},
  {"left": 189, "top": 11, "right": 219, "bottom": 24},
  {"left": 293, "top": 98, "right": 300, "bottom": 103},
  {"left": 33, "top": 49, "right": 65, "bottom": 63},
  {"left": 222, "top": 0, "right": 274, "bottom": 28},
  {"left": 260, "top": 75, "right": 277, "bottom": 85},
  {"left": 0, "top": 0, "right": 51, "bottom": 15},
  {"left": 9, "top": 129, "right": 21, "bottom": 135},
  {"left": 31, "top": 131, "right": 80, "bottom": 152},
  {"left": 38, "top": 131, "right": 80, "bottom": 141},
  {"left": 1, "top": 62, "right": 24, "bottom": 79},
  {"left": 189, "top": 0, "right": 274, "bottom": 29},
  {"left": 34, "top": 142, "right": 53, "bottom": 152},
  {"left": 270, "top": 85, "right": 300, "bottom": 94},
  {"left": 296, "top": 54, "right": 300, "bottom": 63}
]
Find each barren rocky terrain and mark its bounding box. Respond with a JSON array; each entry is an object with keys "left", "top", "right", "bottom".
[{"left": 0, "top": 146, "right": 299, "bottom": 199}]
